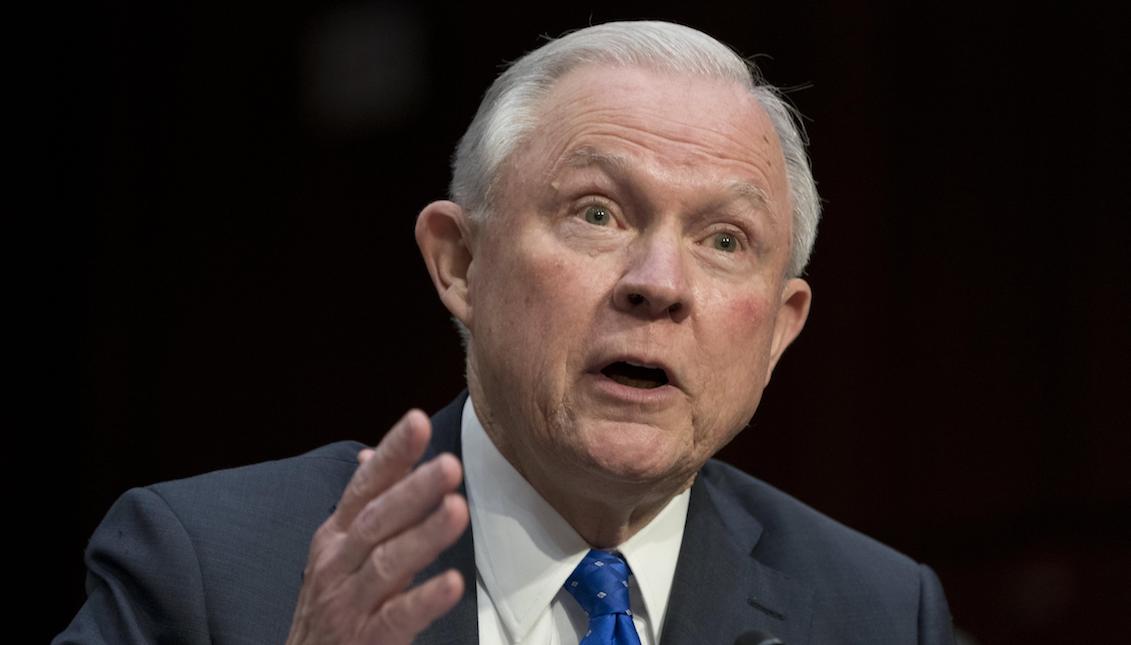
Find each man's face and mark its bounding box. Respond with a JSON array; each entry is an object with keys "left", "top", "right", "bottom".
[{"left": 462, "top": 64, "right": 810, "bottom": 499}]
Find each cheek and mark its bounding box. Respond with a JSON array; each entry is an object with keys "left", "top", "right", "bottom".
[
  {"left": 514, "top": 253, "right": 585, "bottom": 326},
  {"left": 477, "top": 234, "right": 598, "bottom": 370},
  {"left": 711, "top": 288, "right": 777, "bottom": 348},
  {"left": 693, "top": 291, "right": 776, "bottom": 416}
]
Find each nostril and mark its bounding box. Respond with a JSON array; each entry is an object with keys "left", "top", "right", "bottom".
[
  {"left": 627, "top": 293, "right": 645, "bottom": 306},
  {"left": 668, "top": 303, "right": 681, "bottom": 314}
]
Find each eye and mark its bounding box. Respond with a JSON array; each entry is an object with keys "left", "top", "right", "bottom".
[
  {"left": 582, "top": 204, "right": 613, "bottom": 226},
  {"left": 710, "top": 231, "right": 740, "bottom": 252}
]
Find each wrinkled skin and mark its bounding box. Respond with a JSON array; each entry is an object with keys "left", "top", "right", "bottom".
[{"left": 420, "top": 64, "right": 811, "bottom": 546}]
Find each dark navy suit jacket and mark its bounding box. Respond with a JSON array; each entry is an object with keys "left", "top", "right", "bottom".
[{"left": 57, "top": 392, "right": 955, "bottom": 644}]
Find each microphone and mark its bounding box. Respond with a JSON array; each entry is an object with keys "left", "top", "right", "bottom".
[{"left": 734, "top": 630, "right": 785, "bottom": 645}]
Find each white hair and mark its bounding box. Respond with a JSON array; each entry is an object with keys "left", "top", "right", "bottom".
[{"left": 450, "top": 20, "right": 821, "bottom": 278}]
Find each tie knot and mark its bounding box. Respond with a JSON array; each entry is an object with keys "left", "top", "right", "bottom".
[{"left": 565, "top": 550, "right": 634, "bottom": 618}]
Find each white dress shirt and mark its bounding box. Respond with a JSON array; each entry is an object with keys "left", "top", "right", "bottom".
[{"left": 461, "top": 399, "right": 690, "bottom": 645}]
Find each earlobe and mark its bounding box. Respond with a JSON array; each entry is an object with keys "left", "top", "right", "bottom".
[
  {"left": 415, "top": 200, "right": 475, "bottom": 327},
  {"left": 765, "top": 277, "right": 812, "bottom": 380}
]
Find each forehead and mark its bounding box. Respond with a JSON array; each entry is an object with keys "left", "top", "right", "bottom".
[{"left": 502, "top": 63, "right": 790, "bottom": 214}]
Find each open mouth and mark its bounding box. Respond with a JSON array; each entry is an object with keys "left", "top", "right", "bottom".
[{"left": 600, "top": 361, "right": 670, "bottom": 389}]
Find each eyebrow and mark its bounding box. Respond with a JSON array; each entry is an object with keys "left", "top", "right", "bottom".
[
  {"left": 726, "top": 180, "right": 771, "bottom": 212},
  {"left": 562, "top": 147, "right": 630, "bottom": 172},
  {"left": 560, "top": 146, "right": 774, "bottom": 218}
]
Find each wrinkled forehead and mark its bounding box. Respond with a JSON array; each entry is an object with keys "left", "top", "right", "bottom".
[{"left": 498, "top": 63, "right": 790, "bottom": 215}]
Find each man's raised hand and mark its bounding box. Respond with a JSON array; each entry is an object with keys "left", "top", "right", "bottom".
[{"left": 286, "top": 410, "right": 468, "bottom": 644}]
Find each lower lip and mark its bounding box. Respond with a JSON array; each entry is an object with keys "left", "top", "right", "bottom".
[{"left": 585, "top": 372, "right": 682, "bottom": 406}]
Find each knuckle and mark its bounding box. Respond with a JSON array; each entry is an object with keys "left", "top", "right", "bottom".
[
  {"left": 376, "top": 597, "right": 414, "bottom": 639},
  {"left": 369, "top": 544, "right": 399, "bottom": 583},
  {"left": 353, "top": 499, "right": 384, "bottom": 541}
]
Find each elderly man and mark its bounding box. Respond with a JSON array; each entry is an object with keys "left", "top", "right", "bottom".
[{"left": 58, "top": 21, "right": 955, "bottom": 645}]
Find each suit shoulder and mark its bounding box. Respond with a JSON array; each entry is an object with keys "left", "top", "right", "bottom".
[
  {"left": 699, "top": 459, "right": 922, "bottom": 579},
  {"left": 698, "top": 460, "right": 953, "bottom": 637},
  {"left": 693, "top": 461, "right": 955, "bottom": 642},
  {"left": 66, "top": 441, "right": 367, "bottom": 645},
  {"left": 144, "top": 440, "right": 364, "bottom": 551}
]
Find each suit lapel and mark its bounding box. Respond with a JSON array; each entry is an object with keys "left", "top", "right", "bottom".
[
  {"left": 412, "top": 526, "right": 477, "bottom": 645},
  {"left": 412, "top": 392, "right": 480, "bottom": 645},
  {"left": 404, "top": 394, "right": 814, "bottom": 644},
  {"left": 660, "top": 473, "right": 813, "bottom": 645}
]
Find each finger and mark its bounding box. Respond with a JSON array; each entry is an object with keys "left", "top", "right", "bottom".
[
  {"left": 336, "top": 454, "right": 463, "bottom": 574},
  {"left": 333, "top": 409, "right": 431, "bottom": 530},
  {"left": 357, "top": 448, "right": 375, "bottom": 464},
  {"left": 349, "top": 492, "right": 468, "bottom": 610},
  {"left": 359, "top": 569, "right": 464, "bottom": 645}
]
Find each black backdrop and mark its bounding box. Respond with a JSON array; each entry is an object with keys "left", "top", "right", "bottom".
[{"left": 51, "top": 2, "right": 1129, "bottom": 642}]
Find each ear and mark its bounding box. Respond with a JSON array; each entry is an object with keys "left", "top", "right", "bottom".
[
  {"left": 415, "top": 200, "right": 475, "bottom": 327},
  {"left": 765, "top": 277, "right": 812, "bottom": 381}
]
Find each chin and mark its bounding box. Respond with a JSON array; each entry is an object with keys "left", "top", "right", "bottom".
[{"left": 572, "top": 420, "right": 691, "bottom": 485}]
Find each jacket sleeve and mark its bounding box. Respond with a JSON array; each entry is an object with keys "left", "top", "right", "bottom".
[
  {"left": 918, "top": 564, "right": 956, "bottom": 645},
  {"left": 54, "top": 487, "right": 212, "bottom": 645}
]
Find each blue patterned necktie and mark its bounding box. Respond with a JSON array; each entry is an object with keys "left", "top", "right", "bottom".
[{"left": 564, "top": 550, "right": 643, "bottom": 645}]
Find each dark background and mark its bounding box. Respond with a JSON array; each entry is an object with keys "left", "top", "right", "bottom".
[{"left": 51, "top": 1, "right": 1128, "bottom": 642}]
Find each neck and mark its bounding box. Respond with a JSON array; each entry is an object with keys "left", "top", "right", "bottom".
[
  {"left": 471, "top": 401, "right": 692, "bottom": 547},
  {"left": 531, "top": 474, "right": 692, "bottom": 548}
]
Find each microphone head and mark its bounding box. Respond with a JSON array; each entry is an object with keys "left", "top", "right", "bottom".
[{"left": 734, "top": 630, "right": 785, "bottom": 645}]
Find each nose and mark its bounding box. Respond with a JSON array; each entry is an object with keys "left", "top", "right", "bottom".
[{"left": 612, "top": 232, "right": 692, "bottom": 321}]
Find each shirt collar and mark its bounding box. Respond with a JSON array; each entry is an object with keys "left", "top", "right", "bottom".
[{"left": 461, "top": 397, "right": 689, "bottom": 643}]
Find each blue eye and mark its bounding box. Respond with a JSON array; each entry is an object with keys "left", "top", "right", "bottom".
[
  {"left": 712, "top": 232, "right": 739, "bottom": 252},
  {"left": 583, "top": 205, "right": 612, "bottom": 226}
]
